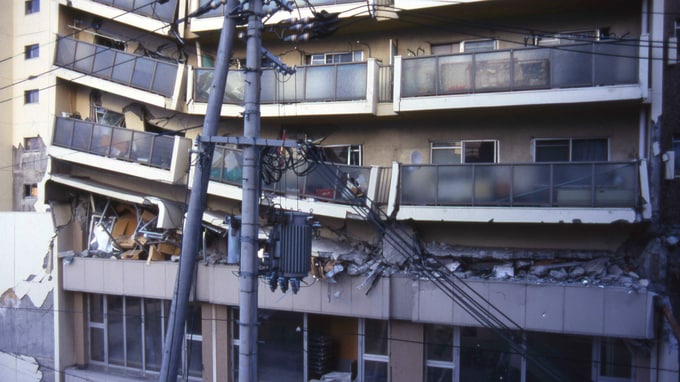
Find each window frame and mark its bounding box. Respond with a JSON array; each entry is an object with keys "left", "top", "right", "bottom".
[
  {"left": 319, "top": 144, "right": 362, "bottom": 166},
  {"left": 592, "top": 337, "right": 635, "bottom": 382},
  {"left": 306, "top": 51, "right": 364, "bottom": 65},
  {"left": 533, "top": 137, "right": 610, "bottom": 162},
  {"left": 359, "top": 319, "right": 390, "bottom": 382},
  {"left": 25, "top": 0, "right": 39, "bottom": 14},
  {"left": 24, "top": 43, "right": 39, "bottom": 59},
  {"left": 24, "top": 89, "right": 39, "bottom": 104},
  {"left": 460, "top": 39, "right": 497, "bottom": 53},
  {"left": 424, "top": 325, "right": 459, "bottom": 382},
  {"left": 430, "top": 140, "right": 498, "bottom": 164}
]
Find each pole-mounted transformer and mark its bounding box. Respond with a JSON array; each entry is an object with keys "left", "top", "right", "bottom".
[{"left": 266, "top": 211, "right": 313, "bottom": 294}]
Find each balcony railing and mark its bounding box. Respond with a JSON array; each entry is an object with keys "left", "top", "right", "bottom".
[
  {"left": 378, "top": 64, "right": 393, "bottom": 102},
  {"left": 399, "top": 162, "right": 639, "bottom": 208},
  {"left": 91, "top": 0, "right": 178, "bottom": 22},
  {"left": 400, "top": 40, "right": 640, "bottom": 97},
  {"left": 210, "top": 146, "right": 372, "bottom": 205},
  {"left": 55, "top": 36, "right": 178, "bottom": 97},
  {"left": 53, "top": 117, "right": 176, "bottom": 170},
  {"left": 194, "top": 62, "right": 368, "bottom": 104}
]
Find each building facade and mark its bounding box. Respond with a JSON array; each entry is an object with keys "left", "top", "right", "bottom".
[{"left": 30, "top": 0, "right": 680, "bottom": 381}]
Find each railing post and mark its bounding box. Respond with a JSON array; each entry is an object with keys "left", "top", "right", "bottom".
[{"left": 387, "top": 161, "right": 400, "bottom": 217}]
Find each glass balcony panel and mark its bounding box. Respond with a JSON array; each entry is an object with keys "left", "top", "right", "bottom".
[
  {"left": 130, "top": 132, "right": 153, "bottom": 164},
  {"left": 336, "top": 64, "right": 367, "bottom": 100},
  {"left": 111, "top": 128, "right": 132, "bottom": 160},
  {"left": 513, "top": 49, "right": 551, "bottom": 90},
  {"left": 210, "top": 147, "right": 226, "bottom": 182},
  {"left": 438, "top": 54, "right": 473, "bottom": 94},
  {"left": 594, "top": 41, "right": 638, "bottom": 85},
  {"left": 225, "top": 70, "right": 246, "bottom": 103},
  {"left": 305, "top": 164, "right": 340, "bottom": 199},
  {"left": 153, "top": 0, "right": 177, "bottom": 22},
  {"left": 261, "top": 70, "right": 277, "bottom": 103},
  {"left": 112, "top": 52, "right": 135, "bottom": 85},
  {"left": 55, "top": 38, "right": 76, "bottom": 68},
  {"left": 150, "top": 135, "right": 174, "bottom": 169},
  {"left": 112, "top": 0, "right": 134, "bottom": 8},
  {"left": 305, "top": 65, "right": 336, "bottom": 101},
  {"left": 474, "top": 51, "right": 512, "bottom": 92},
  {"left": 593, "top": 163, "right": 637, "bottom": 207},
  {"left": 437, "top": 166, "right": 473, "bottom": 205},
  {"left": 401, "top": 57, "right": 436, "bottom": 97},
  {"left": 334, "top": 165, "right": 370, "bottom": 202},
  {"left": 401, "top": 166, "right": 437, "bottom": 205},
  {"left": 553, "top": 163, "right": 593, "bottom": 206},
  {"left": 72, "top": 121, "right": 93, "bottom": 152},
  {"left": 475, "top": 165, "right": 512, "bottom": 205},
  {"left": 53, "top": 118, "right": 74, "bottom": 147},
  {"left": 152, "top": 62, "right": 178, "bottom": 96},
  {"left": 91, "top": 124, "right": 113, "bottom": 156},
  {"left": 95, "top": 0, "right": 114, "bottom": 5},
  {"left": 131, "top": 58, "right": 154, "bottom": 90},
  {"left": 278, "top": 68, "right": 304, "bottom": 103},
  {"left": 551, "top": 44, "right": 593, "bottom": 88},
  {"left": 197, "top": 0, "right": 225, "bottom": 18},
  {"left": 92, "top": 46, "right": 116, "bottom": 78},
  {"left": 194, "top": 68, "right": 212, "bottom": 103},
  {"left": 512, "top": 164, "right": 551, "bottom": 205},
  {"left": 133, "top": 0, "right": 155, "bottom": 17},
  {"left": 74, "top": 42, "right": 95, "bottom": 73}
]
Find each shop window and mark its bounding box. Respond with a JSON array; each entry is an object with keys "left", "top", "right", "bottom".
[
  {"left": 526, "top": 332, "right": 592, "bottom": 382},
  {"left": 534, "top": 138, "right": 609, "bottom": 162},
  {"left": 25, "top": 0, "right": 39, "bottom": 14},
  {"left": 596, "top": 337, "right": 633, "bottom": 381},
  {"left": 424, "top": 325, "right": 456, "bottom": 382},
  {"left": 459, "top": 327, "right": 521, "bottom": 381},
  {"left": 24, "top": 89, "right": 39, "bottom": 104},
  {"left": 24, "top": 44, "right": 39, "bottom": 59},
  {"left": 431, "top": 140, "right": 497, "bottom": 164},
  {"left": 359, "top": 319, "right": 389, "bottom": 382}
]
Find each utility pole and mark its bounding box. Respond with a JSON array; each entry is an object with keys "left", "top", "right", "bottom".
[
  {"left": 159, "top": 1, "right": 238, "bottom": 380},
  {"left": 239, "top": 0, "right": 264, "bottom": 380}
]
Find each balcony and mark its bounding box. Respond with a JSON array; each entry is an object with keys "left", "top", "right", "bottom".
[
  {"left": 206, "top": 145, "right": 391, "bottom": 219},
  {"left": 49, "top": 117, "right": 192, "bottom": 184},
  {"left": 393, "top": 161, "right": 646, "bottom": 224},
  {"left": 394, "top": 39, "right": 645, "bottom": 112},
  {"left": 54, "top": 36, "right": 183, "bottom": 109},
  {"left": 188, "top": 59, "right": 379, "bottom": 116},
  {"left": 62, "top": 0, "right": 178, "bottom": 35}
]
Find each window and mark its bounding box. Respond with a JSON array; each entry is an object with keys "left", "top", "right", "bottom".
[
  {"left": 24, "top": 44, "right": 39, "bottom": 59},
  {"left": 86, "top": 294, "right": 198, "bottom": 377},
  {"left": 431, "top": 140, "right": 498, "bottom": 164},
  {"left": 319, "top": 144, "right": 362, "bottom": 165},
  {"left": 595, "top": 337, "right": 633, "bottom": 381},
  {"left": 359, "top": 319, "right": 389, "bottom": 382},
  {"left": 23, "top": 184, "right": 38, "bottom": 198},
  {"left": 534, "top": 138, "right": 608, "bottom": 162},
  {"left": 673, "top": 135, "right": 680, "bottom": 177},
  {"left": 24, "top": 136, "right": 42, "bottom": 151},
  {"left": 431, "top": 43, "right": 455, "bottom": 55},
  {"left": 306, "top": 51, "right": 363, "bottom": 65},
  {"left": 537, "top": 29, "right": 607, "bottom": 46},
  {"left": 460, "top": 327, "right": 521, "bottom": 381},
  {"left": 25, "top": 0, "right": 39, "bottom": 14},
  {"left": 93, "top": 106, "right": 126, "bottom": 127},
  {"left": 424, "top": 325, "right": 456, "bottom": 382},
  {"left": 461, "top": 39, "right": 497, "bottom": 53},
  {"left": 24, "top": 89, "right": 39, "bottom": 104}
]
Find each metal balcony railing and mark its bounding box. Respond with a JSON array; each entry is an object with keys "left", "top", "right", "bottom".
[
  {"left": 400, "top": 40, "right": 640, "bottom": 97},
  {"left": 53, "top": 117, "right": 176, "bottom": 170},
  {"left": 378, "top": 64, "right": 393, "bottom": 102},
  {"left": 55, "top": 36, "right": 178, "bottom": 97},
  {"left": 210, "top": 146, "right": 374, "bottom": 205},
  {"left": 399, "top": 162, "right": 640, "bottom": 208},
  {"left": 90, "top": 0, "right": 178, "bottom": 22},
  {"left": 194, "top": 62, "right": 368, "bottom": 104}
]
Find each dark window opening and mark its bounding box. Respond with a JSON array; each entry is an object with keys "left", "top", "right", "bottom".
[
  {"left": 25, "top": 44, "right": 39, "bottom": 59},
  {"left": 25, "top": 0, "right": 39, "bottom": 14},
  {"left": 535, "top": 138, "right": 608, "bottom": 162},
  {"left": 23, "top": 184, "right": 38, "bottom": 198},
  {"left": 24, "top": 89, "right": 39, "bottom": 104}
]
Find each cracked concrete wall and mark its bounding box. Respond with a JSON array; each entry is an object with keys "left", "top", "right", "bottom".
[{"left": 0, "top": 212, "right": 55, "bottom": 382}]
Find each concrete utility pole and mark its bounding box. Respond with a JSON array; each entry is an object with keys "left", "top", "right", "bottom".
[
  {"left": 159, "top": 1, "right": 238, "bottom": 380},
  {"left": 239, "top": 0, "right": 264, "bottom": 380}
]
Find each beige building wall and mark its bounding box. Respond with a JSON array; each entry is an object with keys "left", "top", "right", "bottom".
[{"left": 0, "top": 1, "right": 16, "bottom": 211}]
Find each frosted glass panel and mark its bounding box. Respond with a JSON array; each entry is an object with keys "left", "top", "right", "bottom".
[
  {"left": 305, "top": 66, "right": 335, "bottom": 100},
  {"left": 337, "top": 64, "right": 366, "bottom": 99}
]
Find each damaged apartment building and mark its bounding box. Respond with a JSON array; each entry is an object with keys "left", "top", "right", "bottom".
[{"left": 25, "top": 0, "right": 680, "bottom": 380}]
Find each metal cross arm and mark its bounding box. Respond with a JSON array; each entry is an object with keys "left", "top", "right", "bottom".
[{"left": 202, "top": 135, "right": 301, "bottom": 148}]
